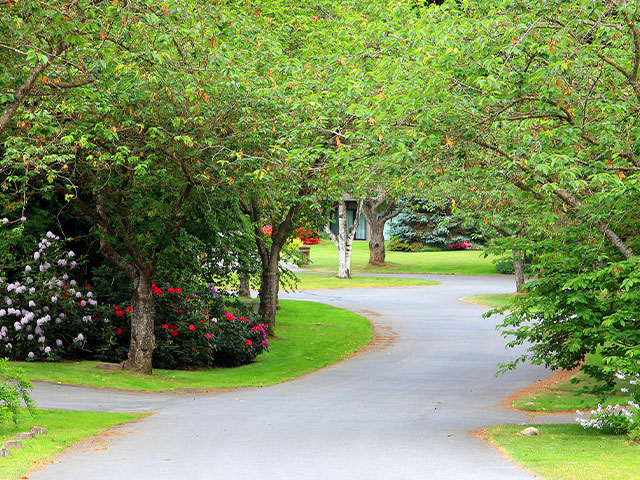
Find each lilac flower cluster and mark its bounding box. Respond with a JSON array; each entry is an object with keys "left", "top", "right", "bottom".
[{"left": 0, "top": 232, "right": 95, "bottom": 361}]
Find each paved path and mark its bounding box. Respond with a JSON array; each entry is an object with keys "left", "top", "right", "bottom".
[{"left": 30, "top": 274, "right": 555, "bottom": 479}]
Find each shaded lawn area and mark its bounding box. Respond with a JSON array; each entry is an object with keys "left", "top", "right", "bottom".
[
  {"left": 305, "top": 240, "right": 501, "bottom": 275},
  {"left": 0, "top": 409, "right": 148, "bottom": 480},
  {"left": 12, "top": 300, "right": 372, "bottom": 392},
  {"left": 295, "top": 273, "right": 440, "bottom": 289},
  {"left": 487, "top": 424, "right": 640, "bottom": 480}
]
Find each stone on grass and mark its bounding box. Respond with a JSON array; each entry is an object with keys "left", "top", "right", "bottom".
[
  {"left": 0, "top": 448, "right": 10, "bottom": 457},
  {"left": 2, "top": 440, "right": 22, "bottom": 449},
  {"left": 520, "top": 427, "right": 540, "bottom": 436},
  {"left": 30, "top": 426, "right": 49, "bottom": 435},
  {"left": 14, "top": 432, "right": 35, "bottom": 440}
]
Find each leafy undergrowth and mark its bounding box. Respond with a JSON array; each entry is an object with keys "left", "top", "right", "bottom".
[
  {"left": 487, "top": 424, "right": 640, "bottom": 480},
  {"left": 0, "top": 408, "right": 148, "bottom": 480},
  {"left": 12, "top": 300, "right": 372, "bottom": 391}
]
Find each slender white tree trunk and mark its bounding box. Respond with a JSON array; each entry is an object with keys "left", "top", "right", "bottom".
[{"left": 324, "top": 199, "right": 362, "bottom": 279}]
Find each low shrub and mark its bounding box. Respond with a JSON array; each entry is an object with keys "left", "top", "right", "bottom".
[
  {"left": 101, "top": 283, "right": 269, "bottom": 369},
  {"left": 494, "top": 257, "right": 515, "bottom": 274}
]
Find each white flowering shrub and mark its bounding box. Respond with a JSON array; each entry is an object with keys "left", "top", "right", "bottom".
[
  {"left": 576, "top": 370, "right": 640, "bottom": 438},
  {"left": 0, "top": 232, "right": 97, "bottom": 361}
]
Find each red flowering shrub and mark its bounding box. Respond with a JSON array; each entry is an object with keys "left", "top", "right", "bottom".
[
  {"left": 449, "top": 240, "right": 473, "bottom": 250},
  {"left": 295, "top": 227, "right": 321, "bottom": 245},
  {"left": 98, "top": 283, "right": 268, "bottom": 369}
]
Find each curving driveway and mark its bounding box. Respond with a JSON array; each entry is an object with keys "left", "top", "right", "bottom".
[{"left": 30, "top": 274, "right": 553, "bottom": 479}]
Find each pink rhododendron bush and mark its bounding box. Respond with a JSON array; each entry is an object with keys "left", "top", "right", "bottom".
[{"left": 0, "top": 232, "right": 268, "bottom": 369}]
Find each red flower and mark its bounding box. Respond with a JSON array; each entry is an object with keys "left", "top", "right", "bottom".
[
  {"left": 161, "top": 324, "right": 169, "bottom": 329},
  {"left": 245, "top": 339, "right": 253, "bottom": 346},
  {"left": 115, "top": 310, "right": 124, "bottom": 317},
  {"left": 169, "top": 324, "right": 177, "bottom": 330},
  {"left": 113, "top": 306, "right": 120, "bottom": 310},
  {"left": 125, "top": 306, "right": 132, "bottom": 314},
  {"left": 170, "top": 330, "right": 178, "bottom": 337},
  {"left": 200, "top": 320, "right": 205, "bottom": 323},
  {"left": 115, "top": 328, "right": 123, "bottom": 335},
  {"left": 225, "top": 312, "right": 235, "bottom": 320},
  {"left": 205, "top": 333, "right": 213, "bottom": 339},
  {"left": 152, "top": 284, "right": 164, "bottom": 295},
  {"left": 169, "top": 302, "right": 175, "bottom": 306},
  {"left": 168, "top": 287, "right": 175, "bottom": 293},
  {"left": 177, "top": 309, "right": 184, "bottom": 314},
  {"left": 86, "top": 284, "right": 91, "bottom": 289},
  {"left": 261, "top": 225, "right": 272, "bottom": 237},
  {"left": 204, "top": 311, "right": 209, "bottom": 317},
  {"left": 188, "top": 324, "right": 196, "bottom": 331},
  {"left": 240, "top": 316, "right": 247, "bottom": 322},
  {"left": 175, "top": 288, "right": 182, "bottom": 294}
]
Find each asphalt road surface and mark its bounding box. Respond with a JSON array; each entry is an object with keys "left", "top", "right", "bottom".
[{"left": 29, "top": 274, "right": 555, "bottom": 480}]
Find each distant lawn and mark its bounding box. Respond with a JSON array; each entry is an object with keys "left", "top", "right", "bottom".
[
  {"left": 295, "top": 273, "right": 440, "bottom": 289},
  {"left": 486, "top": 424, "right": 640, "bottom": 480},
  {"left": 12, "top": 300, "right": 372, "bottom": 392},
  {"left": 459, "top": 293, "right": 514, "bottom": 309},
  {"left": 306, "top": 240, "right": 501, "bottom": 275},
  {"left": 0, "top": 408, "right": 148, "bottom": 480}
]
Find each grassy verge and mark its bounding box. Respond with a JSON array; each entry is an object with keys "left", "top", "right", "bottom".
[
  {"left": 12, "top": 300, "right": 372, "bottom": 392},
  {"left": 306, "top": 240, "right": 501, "bottom": 275},
  {"left": 0, "top": 408, "right": 148, "bottom": 480},
  {"left": 487, "top": 424, "right": 640, "bottom": 480},
  {"left": 459, "top": 293, "right": 514, "bottom": 309},
  {"left": 295, "top": 273, "right": 440, "bottom": 289},
  {"left": 513, "top": 355, "right": 634, "bottom": 412}
]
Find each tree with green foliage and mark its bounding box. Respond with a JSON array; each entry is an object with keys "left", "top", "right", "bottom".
[
  {"left": 407, "top": 0, "right": 640, "bottom": 382},
  {"left": 0, "top": 1, "right": 270, "bottom": 373}
]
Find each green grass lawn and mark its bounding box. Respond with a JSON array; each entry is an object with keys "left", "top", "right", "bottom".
[
  {"left": 305, "top": 240, "right": 501, "bottom": 275},
  {"left": 12, "top": 300, "right": 372, "bottom": 392},
  {"left": 0, "top": 408, "right": 148, "bottom": 480},
  {"left": 295, "top": 273, "right": 440, "bottom": 289},
  {"left": 512, "top": 355, "right": 634, "bottom": 412},
  {"left": 459, "top": 293, "right": 514, "bottom": 309},
  {"left": 487, "top": 424, "right": 640, "bottom": 480}
]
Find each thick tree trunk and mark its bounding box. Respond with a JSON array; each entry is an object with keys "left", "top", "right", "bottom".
[
  {"left": 238, "top": 271, "right": 251, "bottom": 298},
  {"left": 258, "top": 249, "right": 280, "bottom": 335},
  {"left": 362, "top": 196, "right": 403, "bottom": 267},
  {"left": 123, "top": 270, "right": 155, "bottom": 375},
  {"left": 367, "top": 221, "right": 386, "bottom": 265},
  {"left": 513, "top": 249, "right": 525, "bottom": 292}
]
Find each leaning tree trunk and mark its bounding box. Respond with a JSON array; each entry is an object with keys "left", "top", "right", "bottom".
[
  {"left": 123, "top": 269, "right": 156, "bottom": 375},
  {"left": 513, "top": 249, "right": 526, "bottom": 292}
]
